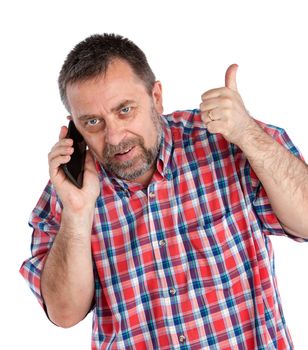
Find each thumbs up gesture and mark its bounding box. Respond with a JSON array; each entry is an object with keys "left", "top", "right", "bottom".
[{"left": 200, "top": 64, "right": 256, "bottom": 146}]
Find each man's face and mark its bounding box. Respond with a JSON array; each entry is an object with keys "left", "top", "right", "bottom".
[{"left": 66, "top": 59, "right": 163, "bottom": 185}]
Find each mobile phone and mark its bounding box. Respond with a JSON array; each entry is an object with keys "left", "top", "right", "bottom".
[{"left": 61, "top": 120, "right": 87, "bottom": 188}]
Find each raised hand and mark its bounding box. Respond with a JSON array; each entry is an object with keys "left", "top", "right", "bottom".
[{"left": 200, "top": 64, "right": 256, "bottom": 146}]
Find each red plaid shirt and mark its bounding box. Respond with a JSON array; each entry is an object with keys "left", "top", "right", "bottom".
[{"left": 20, "top": 110, "right": 306, "bottom": 349}]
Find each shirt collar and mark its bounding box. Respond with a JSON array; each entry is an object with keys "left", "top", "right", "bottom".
[{"left": 157, "top": 116, "right": 173, "bottom": 179}]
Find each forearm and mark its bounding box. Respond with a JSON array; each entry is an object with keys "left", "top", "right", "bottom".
[
  {"left": 41, "top": 207, "right": 95, "bottom": 327},
  {"left": 200, "top": 64, "right": 308, "bottom": 237},
  {"left": 238, "top": 120, "right": 308, "bottom": 238}
]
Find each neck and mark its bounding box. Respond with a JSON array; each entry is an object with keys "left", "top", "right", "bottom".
[{"left": 129, "top": 165, "right": 156, "bottom": 187}]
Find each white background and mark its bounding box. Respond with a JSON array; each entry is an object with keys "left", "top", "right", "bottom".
[{"left": 1, "top": 0, "right": 308, "bottom": 349}]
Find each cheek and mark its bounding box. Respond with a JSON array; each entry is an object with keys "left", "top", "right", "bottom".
[
  {"left": 142, "top": 127, "right": 158, "bottom": 148},
  {"left": 84, "top": 134, "right": 105, "bottom": 154},
  {"left": 147, "top": 129, "right": 157, "bottom": 145}
]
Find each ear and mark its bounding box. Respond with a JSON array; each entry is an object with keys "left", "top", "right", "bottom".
[
  {"left": 66, "top": 115, "right": 73, "bottom": 121},
  {"left": 152, "top": 81, "right": 164, "bottom": 114}
]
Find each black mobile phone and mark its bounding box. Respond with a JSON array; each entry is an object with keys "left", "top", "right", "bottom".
[{"left": 61, "top": 120, "right": 87, "bottom": 188}]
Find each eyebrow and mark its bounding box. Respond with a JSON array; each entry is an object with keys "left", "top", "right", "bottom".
[
  {"left": 78, "top": 114, "right": 101, "bottom": 121},
  {"left": 111, "top": 99, "right": 136, "bottom": 113},
  {"left": 78, "top": 99, "right": 136, "bottom": 121}
]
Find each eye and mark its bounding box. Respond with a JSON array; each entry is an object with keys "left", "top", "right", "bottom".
[
  {"left": 120, "top": 106, "right": 131, "bottom": 115},
  {"left": 86, "top": 118, "right": 99, "bottom": 126}
]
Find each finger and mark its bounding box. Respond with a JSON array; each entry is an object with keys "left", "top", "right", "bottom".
[
  {"left": 205, "top": 119, "right": 223, "bottom": 134},
  {"left": 49, "top": 155, "right": 71, "bottom": 179},
  {"left": 199, "top": 100, "right": 218, "bottom": 113},
  {"left": 201, "top": 109, "right": 218, "bottom": 124},
  {"left": 200, "top": 96, "right": 232, "bottom": 113},
  {"left": 49, "top": 139, "right": 73, "bottom": 156},
  {"left": 201, "top": 86, "right": 234, "bottom": 101},
  {"left": 48, "top": 153, "right": 72, "bottom": 180},
  {"left": 48, "top": 142, "right": 74, "bottom": 180},
  {"left": 49, "top": 154, "right": 71, "bottom": 168},
  {"left": 225, "top": 64, "right": 238, "bottom": 92},
  {"left": 48, "top": 144, "right": 74, "bottom": 162},
  {"left": 202, "top": 106, "right": 235, "bottom": 125},
  {"left": 59, "top": 125, "right": 69, "bottom": 141}
]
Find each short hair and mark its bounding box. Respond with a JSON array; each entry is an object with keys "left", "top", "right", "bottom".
[{"left": 58, "top": 33, "right": 156, "bottom": 111}]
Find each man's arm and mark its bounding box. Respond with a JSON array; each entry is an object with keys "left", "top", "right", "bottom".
[
  {"left": 41, "top": 207, "right": 95, "bottom": 327},
  {"left": 232, "top": 119, "right": 308, "bottom": 238},
  {"left": 200, "top": 64, "right": 308, "bottom": 238},
  {"left": 41, "top": 126, "right": 100, "bottom": 327}
]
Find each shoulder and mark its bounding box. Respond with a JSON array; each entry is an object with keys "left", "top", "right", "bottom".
[
  {"left": 253, "top": 119, "right": 301, "bottom": 157},
  {"left": 162, "top": 109, "right": 204, "bottom": 132},
  {"left": 162, "top": 109, "right": 229, "bottom": 147},
  {"left": 254, "top": 119, "right": 286, "bottom": 139}
]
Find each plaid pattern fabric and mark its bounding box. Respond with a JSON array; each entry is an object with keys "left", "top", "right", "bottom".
[{"left": 20, "top": 110, "right": 307, "bottom": 349}]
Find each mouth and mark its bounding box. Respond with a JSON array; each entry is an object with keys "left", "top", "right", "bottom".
[{"left": 114, "top": 146, "right": 136, "bottom": 160}]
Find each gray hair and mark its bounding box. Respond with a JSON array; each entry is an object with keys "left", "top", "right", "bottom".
[{"left": 58, "top": 33, "right": 156, "bottom": 111}]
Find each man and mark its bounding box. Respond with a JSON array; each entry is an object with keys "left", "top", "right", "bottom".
[{"left": 20, "top": 33, "right": 308, "bottom": 349}]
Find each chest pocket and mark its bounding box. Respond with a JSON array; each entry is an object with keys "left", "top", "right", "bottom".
[{"left": 184, "top": 211, "right": 253, "bottom": 290}]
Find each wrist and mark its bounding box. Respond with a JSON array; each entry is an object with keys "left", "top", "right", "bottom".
[
  {"left": 235, "top": 118, "right": 265, "bottom": 152},
  {"left": 61, "top": 205, "right": 95, "bottom": 233}
]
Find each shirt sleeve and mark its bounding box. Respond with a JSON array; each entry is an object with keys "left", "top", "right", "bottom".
[
  {"left": 19, "top": 181, "right": 62, "bottom": 311},
  {"left": 235, "top": 120, "right": 308, "bottom": 242}
]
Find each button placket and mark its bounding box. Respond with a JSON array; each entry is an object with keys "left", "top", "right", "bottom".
[
  {"left": 179, "top": 334, "right": 186, "bottom": 343},
  {"left": 165, "top": 168, "right": 172, "bottom": 180},
  {"left": 159, "top": 239, "right": 166, "bottom": 247},
  {"left": 169, "top": 287, "right": 177, "bottom": 296},
  {"left": 149, "top": 191, "right": 155, "bottom": 198}
]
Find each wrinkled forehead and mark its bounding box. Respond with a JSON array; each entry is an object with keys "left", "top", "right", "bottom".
[
  {"left": 68, "top": 58, "right": 143, "bottom": 89},
  {"left": 66, "top": 64, "right": 151, "bottom": 117}
]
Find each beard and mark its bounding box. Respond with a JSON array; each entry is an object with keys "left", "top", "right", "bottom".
[{"left": 101, "top": 107, "right": 163, "bottom": 181}]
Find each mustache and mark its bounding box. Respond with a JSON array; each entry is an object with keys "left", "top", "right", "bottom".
[{"left": 103, "top": 137, "right": 144, "bottom": 158}]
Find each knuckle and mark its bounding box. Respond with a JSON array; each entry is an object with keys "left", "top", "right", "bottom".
[
  {"left": 222, "top": 87, "right": 231, "bottom": 95},
  {"left": 222, "top": 107, "right": 232, "bottom": 118},
  {"left": 207, "top": 123, "right": 215, "bottom": 133},
  {"left": 222, "top": 97, "right": 232, "bottom": 107},
  {"left": 48, "top": 151, "right": 53, "bottom": 161},
  {"left": 201, "top": 90, "right": 211, "bottom": 100}
]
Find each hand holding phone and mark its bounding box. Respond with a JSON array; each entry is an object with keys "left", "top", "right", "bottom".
[{"left": 61, "top": 121, "right": 87, "bottom": 188}]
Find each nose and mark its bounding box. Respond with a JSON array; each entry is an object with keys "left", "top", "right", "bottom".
[{"left": 104, "top": 118, "right": 126, "bottom": 146}]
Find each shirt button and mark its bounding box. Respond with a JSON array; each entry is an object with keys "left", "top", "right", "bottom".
[
  {"left": 159, "top": 239, "right": 166, "bottom": 247},
  {"left": 165, "top": 168, "right": 172, "bottom": 179},
  {"left": 179, "top": 334, "right": 186, "bottom": 343},
  {"left": 149, "top": 191, "right": 155, "bottom": 198},
  {"left": 169, "top": 287, "right": 177, "bottom": 295}
]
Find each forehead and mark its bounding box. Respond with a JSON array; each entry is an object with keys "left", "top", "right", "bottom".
[
  {"left": 66, "top": 59, "right": 148, "bottom": 114},
  {"left": 105, "top": 58, "right": 141, "bottom": 80}
]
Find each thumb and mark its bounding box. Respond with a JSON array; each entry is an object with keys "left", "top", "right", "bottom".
[
  {"left": 59, "top": 125, "right": 69, "bottom": 140},
  {"left": 225, "top": 64, "right": 239, "bottom": 92}
]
